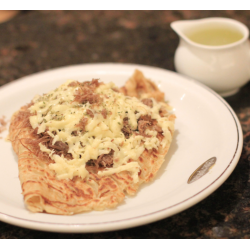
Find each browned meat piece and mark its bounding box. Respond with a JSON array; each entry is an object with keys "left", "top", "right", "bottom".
[
  {"left": 86, "top": 150, "right": 114, "bottom": 174},
  {"left": 86, "top": 109, "right": 94, "bottom": 118},
  {"left": 138, "top": 115, "right": 163, "bottom": 138},
  {"left": 74, "top": 87, "right": 102, "bottom": 105},
  {"left": 75, "top": 117, "right": 88, "bottom": 132},
  {"left": 96, "top": 149, "right": 114, "bottom": 168},
  {"left": 121, "top": 117, "right": 132, "bottom": 139},
  {"left": 69, "top": 79, "right": 102, "bottom": 90},
  {"left": 141, "top": 98, "right": 153, "bottom": 108},
  {"left": 101, "top": 109, "right": 107, "bottom": 119}
]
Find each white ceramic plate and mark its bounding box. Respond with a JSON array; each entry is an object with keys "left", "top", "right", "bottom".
[{"left": 0, "top": 63, "right": 243, "bottom": 233}]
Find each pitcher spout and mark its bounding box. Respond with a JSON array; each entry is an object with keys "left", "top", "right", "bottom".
[{"left": 170, "top": 19, "right": 198, "bottom": 42}]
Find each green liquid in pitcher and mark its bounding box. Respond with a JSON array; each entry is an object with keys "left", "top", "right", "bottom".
[{"left": 186, "top": 26, "right": 244, "bottom": 46}]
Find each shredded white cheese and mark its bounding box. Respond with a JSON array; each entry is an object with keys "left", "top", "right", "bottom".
[{"left": 29, "top": 80, "right": 174, "bottom": 182}]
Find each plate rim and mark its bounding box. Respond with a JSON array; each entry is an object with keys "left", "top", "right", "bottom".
[{"left": 0, "top": 63, "right": 243, "bottom": 233}]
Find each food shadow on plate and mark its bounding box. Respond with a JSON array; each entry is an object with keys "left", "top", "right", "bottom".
[{"left": 11, "top": 148, "right": 18, "bottom": 164}]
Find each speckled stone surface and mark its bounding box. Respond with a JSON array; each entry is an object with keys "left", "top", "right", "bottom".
[{"left": 1, "top": 10, "right": 250, "bottom": 239}]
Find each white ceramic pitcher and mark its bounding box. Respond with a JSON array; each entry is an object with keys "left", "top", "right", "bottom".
[{"left": 171, "top": 17, "right": 250, "bottom": 97}]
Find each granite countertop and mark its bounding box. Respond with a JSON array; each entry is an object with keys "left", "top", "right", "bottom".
[{"left": 0, "top": 10, "right": 250, "bottom": 239}]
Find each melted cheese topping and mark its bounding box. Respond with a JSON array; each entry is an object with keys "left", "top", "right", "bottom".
[{"left": 29, "top": 80, "right": 174, "bottom": 182}]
